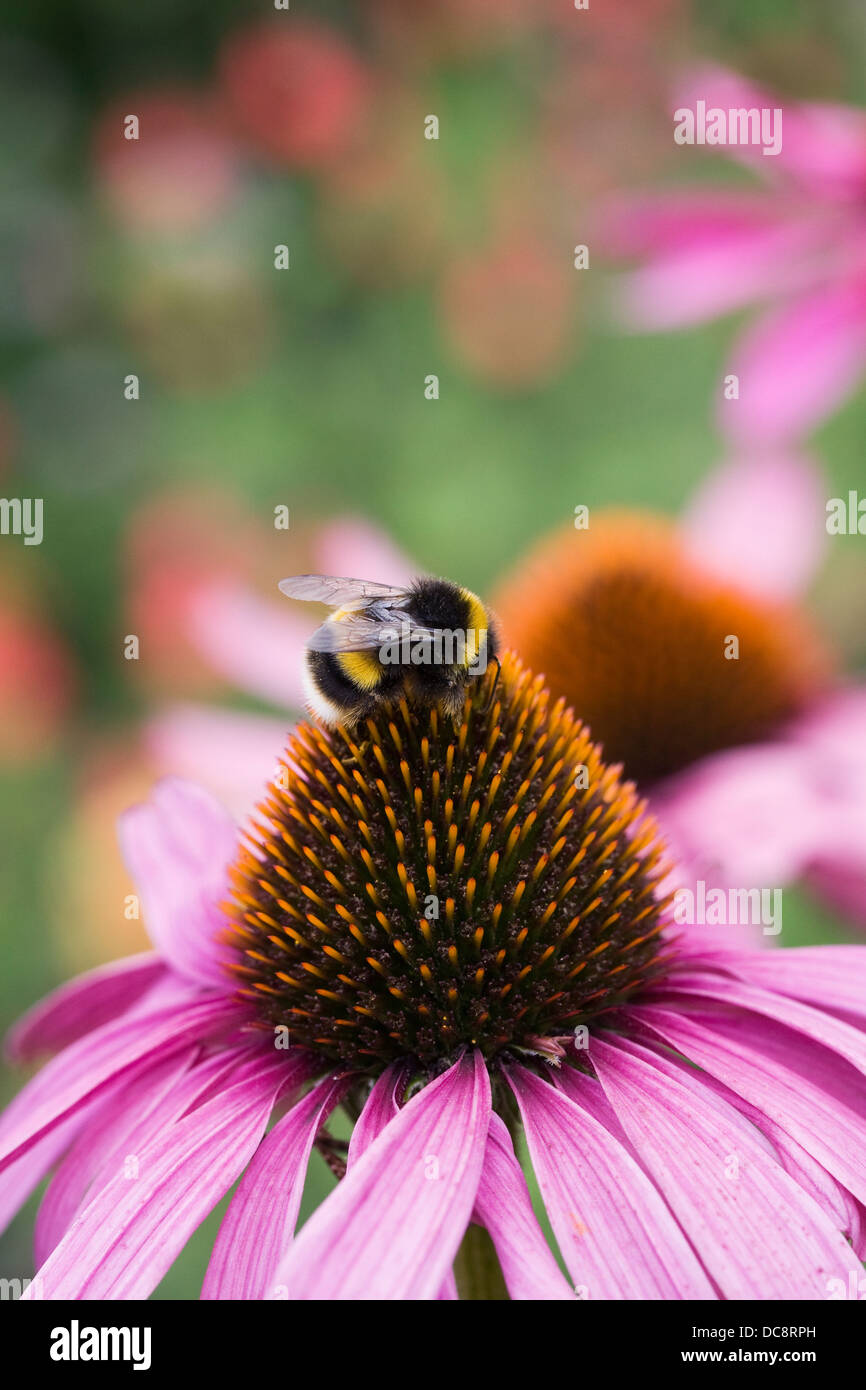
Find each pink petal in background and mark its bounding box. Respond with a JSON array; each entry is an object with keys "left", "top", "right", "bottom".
[
  {"left": 680, "top": 453, "right": 827, "bottom": 600},
  {"left": 719, "top": 283, "right": 866, "bottom": 447}
]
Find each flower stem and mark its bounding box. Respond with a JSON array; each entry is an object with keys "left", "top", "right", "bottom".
[{"left": 453, "top": 1223, "right": 509, "bottom": 1300}]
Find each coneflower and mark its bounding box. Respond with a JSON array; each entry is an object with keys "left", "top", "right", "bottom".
[
  {"left": 493, "top": 511, "right": 830, "bottom": 785},
  {"left": 226, "top": 656, "right": 670, "bottom": 1072},
  {"left": 2, "top": 651, "right": 865, "bottom": 1300},
  {"left": 493, "top": 457, "right": 866, "bottom": 926}
]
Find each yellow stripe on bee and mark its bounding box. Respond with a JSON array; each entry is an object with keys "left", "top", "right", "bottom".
[
  {"left": 337, "top": 650, "right": 384, "bottom": 691},
  {"left": 458, "top": 589, "right": 488, "bottom": 670}
]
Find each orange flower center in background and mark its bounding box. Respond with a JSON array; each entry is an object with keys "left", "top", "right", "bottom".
[{"left": 493, "top": 513, "right": 833, "bottom": 785}]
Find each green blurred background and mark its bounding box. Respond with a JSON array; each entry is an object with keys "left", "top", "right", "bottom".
[{"left": 2, "top": 0, "right": 866, "bottom": 1296}]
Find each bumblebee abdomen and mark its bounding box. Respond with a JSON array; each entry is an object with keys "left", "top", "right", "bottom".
[
  {"left": 306, "top": 647, "right": 399, "bottom": 728},
  {"left": 307, "top": 650, "right": 364, "bottom": 709},
  {"left": 335, "top": 649, "right": 385, "bottom": 692}
]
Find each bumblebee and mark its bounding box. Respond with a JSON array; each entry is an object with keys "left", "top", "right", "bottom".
[{"left": 279, "top": 573, "right": 500, "bottom": 727}]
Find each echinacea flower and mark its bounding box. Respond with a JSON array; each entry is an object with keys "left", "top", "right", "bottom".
[
  {"left": 494, "top": 454, "right": 866, "bottom": 928},
  {"left": 3, "top": 653, "right": 866, "bottom": 1300},
  {"left": 93, "top": 89, "right": 239, "bottom": 236},
  {"left": 219, "top": 21, "right": 371, "bottom": 172},
  {"left": 603, "top": 64, "right": 866, "bottom": 446}
]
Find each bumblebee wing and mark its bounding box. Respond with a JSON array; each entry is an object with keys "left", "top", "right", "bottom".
[
  {"left": 278, "top": 574, "right": 410, "bottom": 610},
  {"left": 307, "top": 612, "right": 437, "bottom": 654}
]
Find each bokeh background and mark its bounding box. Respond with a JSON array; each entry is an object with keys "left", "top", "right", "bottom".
[{"left": 2, "top": 0, "right": 866, "bottom": 1296}]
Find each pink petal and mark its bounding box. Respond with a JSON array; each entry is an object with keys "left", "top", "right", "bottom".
[
  {"left": 5, "top": 953, "right": 165, "bottom": 1064},
  {"left": 274, "top": 1050, "right": 490, "bottom": 1300},
  {"left": 507, "top": 1064, "right": 714, "bottom": 1299},
  {"left": 347, "top": 1069, "right": 557, "bottom": 1301},
  {"left": 790, "top": 690, "right": 866, "bottom": 913},
  {"left": 203, "top": 1071, "right": 346, "bottom": 1300},
  {"left": 34, "top": 1051, "right": 199, "bottom": 1263},
  {"left": 189, "top": 580, "right": 309, "bottom": 708},
  {"left": 632, "top": 1004, "right": 866, "bottom": 1208},
  {"left": 649, "top": 970, "right": 866, "bottom": 1075},
  {"left": 123, "top": 969, "right": 211, "bottom": 1020},
  {"left": 346, "top": 1064, "right": 458, "bottom": 1301},
  {"left": 118, "top": 778, "right": 239, "bottom": 989},
  {"left": 0, "top": 1109, "right": 92, "bottom": 1240},
  {"left": 680, "top": 453, "right": 827, "bottom": 600},
  {"left": 612, "top": 211, "right": 823, "bottom": 331},
  {"left": 711, "top": 945, "right": 866, "bottom": 1024},
  {"left": 473, "top": 1113, "right": 574, "bottom": 1301},
  {"left": 591, "top": 1033, "right": 860, "bottom": 1298},
  {"left": 599, "top": 189, "right": 789, "bottom": 259},
  {"left": 145, "top": 704, "right": 291, "bottom": 819},
  {"left": 794, "top": 688, "right": 866, "bottom": 770},
  {"left": 790, "top": 692, "right": 866, "bottom": 920},
  {"left": 25, "top": 1045, "right": 292, "bottom": 1299},
  {"left": 674, "top": 65, "right": 866, "bottom": 197},
  {"left": 777, "top": 101, "right": 866, "bottom": 196},
  {"left": 552, "top": 1066, "right": 635, "bottom": 1152},
  {"left": 719, "top": 283, "right": 866, "bottom": 447},
  {"left": 346, "top": 1062, "right": 405, "bottom": 1166},
  {"left": 655, "top": 741, "right": 836, "bottom": 891},
  {"left": 638, "top": 1037, "right": 858, "bottom": 1240},
  {"left": 0, "top": 995, "right": 238, "bottom": 1175},
  {"left": 315, "top": 517, "right": 416, "bottom": 588},
  {"left": 807, "top": 861, "right": 866, "bottom": 926}
]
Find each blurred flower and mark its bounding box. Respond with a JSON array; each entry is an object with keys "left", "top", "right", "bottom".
[
  {"left": 5, "top": 660, "right": 866, "bottom": 1299},
  {"left": 604, "top": 65, "right": 866, "bottom": 446},
  {"left": 439, "top": 233, "right": 575, "bottom": 389},
  {"left": 93, "top": 89, "right": 239, "bottom": 236},
  {"left": 0, "top": 569, "right": 76, "bottom": 763},
  {"left": 124, "top": 484, "right": 277, "bottom": 701},
  {"left": 219, "top": 21, "right": 371, "bottom": 171},
  {"left": 495, "top": 455, "right": 866, "bottom": 927}
]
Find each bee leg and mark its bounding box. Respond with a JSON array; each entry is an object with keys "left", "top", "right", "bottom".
[{"left": 446, "top": 678, "right": 473, "bottom": 719}]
